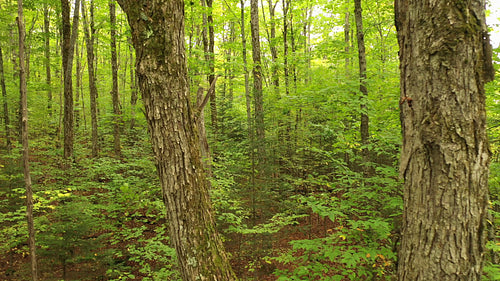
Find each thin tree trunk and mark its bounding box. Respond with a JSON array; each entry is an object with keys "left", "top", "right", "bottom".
[
  {"left": 344, "top": 1, "right": 350, "bottom": 71},
  {"left": 82, "top": 0, "right": 99, "bottom": 157},
  {"left": 17, "top": 1, "right": 38, "bottom": 279},
  {"left": 0, "top": 47, "right": 11, "bottom": 152},
  {"left": 43, "top": 3, "right": 52, "bottom": 117},
  {"left": 9, "top": 25, "right": 19, "bottom": 82},
  {"left": 395, "top": 0, "right": 494, "bottom": 279},
  {"left": 116, "top": 1, "right": 237, "bottom": 279},
  {"left": 267, "top": 0, "right": 279, "bottom": 95},
  {"left": 129, "top": 39, "right": 137, "bottom": 132},
  {"left": 354, "top": 0, "right": 369, "bottom": 174},
  {"left": 206, "top": 0, "right": 217, "bottom": 133},
  {"left": 109, "top": 0, "right": 121, "bottom": 157},
  {"left": 196, "top": 85, "right": 211, "bottom": 175},
  {"left": 199, "top": 0, "right": 213, "bottom": 174},
  {"left": 303, "top": 3, "right": 312, "bottom": 85},
  {"left": 282, "top": 0, "right": 290, "bottom": 95},
  {"left": 61, "top": 0, "right": 81, "bottom": 160},
  {"left": 240, "top": 0, "right": 256, "bottom": 211},
  {"left": 289, "top": 3, "right": 297, "bottom": 92},
  {"left": 75, "top": 40, "right": 81, "bottom": 128},
  {"left": 250, "top": 0, "right": 265, "bottom": 167}
]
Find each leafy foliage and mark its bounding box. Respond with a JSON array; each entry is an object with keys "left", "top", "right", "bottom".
[{"left": 0, "top": 0, "right": 498, "bottom": 280}]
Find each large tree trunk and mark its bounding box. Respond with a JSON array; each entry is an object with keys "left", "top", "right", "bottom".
[
  {"left": 354, "top": 0, "right": 369, "bottom": 175},
  {"left": 82, "top": 0, "right": 99, "bottom": 157},
  {"left": 116, "top": 1, "right": 237, "bottom": 280},
  {"left": 395, "top": 0, "right": 494, "bottom": 279},
  {"left": 109, "top": 0, "right": 121, "bottom": 157},
  {"left": 17, "top": 1, "right": 38, "bottom": 279}
]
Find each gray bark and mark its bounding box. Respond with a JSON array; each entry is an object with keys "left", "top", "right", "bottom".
[
  {"left": 395, "top": 0, "right": 494, "bottom": 279},
  {"left": 116, "top": 1, "right": 237, "bottom": 279}
]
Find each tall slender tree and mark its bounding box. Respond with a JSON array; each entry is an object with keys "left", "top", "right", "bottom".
[
  {"left": 43, "top": 3, "right": 52, "bottom": 117},
  {"left": 266, "top": 0, "right": 279, "bottom": 95},
  {"left": 109, "top": 0, "right": 121, "bottom": 157},
  {"left": 17, "top": 0, "right": 38, "bottom": 279},
  {"left": 396, "top": 0, "right": 494, "bottom": 279},
  {"left": 82, "top": 0, "right": 99, "bottom": 157},
  {"left": 282, "top": 0, "right": 290, "bottom": 95},
  {"left": 0, "top": 47, "right": 10, "bottom": 152},
  {"left": 116, "top": 1, "right": 237, "bottom": 279},
  {"left": 128, "top": 39, "right": 137, "bottom": 132},
  {"left": 61, "top": 0, "right": 81, "bottom": 160},
  {"left": 206, "top": 0, "right": 217, "bottom": 132},
  {"left": 354, "top": 0, "right": 369, "bottom": 174},
  {"left": 250, "top": 0, "right": 265, "bottom": 168}
]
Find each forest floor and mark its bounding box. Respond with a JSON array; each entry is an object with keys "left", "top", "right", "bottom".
[{"left": 0, "top": 206, "right": 340, "bottom": 280}]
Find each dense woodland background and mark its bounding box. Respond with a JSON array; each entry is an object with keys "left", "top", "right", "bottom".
[{"left": 0, "top": 0, "right": 499, "bottom": 280}]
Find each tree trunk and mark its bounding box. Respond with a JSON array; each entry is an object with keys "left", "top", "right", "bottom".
[
  {"left": 240, "top": 0, "right": 256, "bottom": 210},
  {"left": 75, "top": 40, "right": 81, "bottom": 128},
  {"left": 354, "top": 0, "right": 369, "bottom": 174},
  {"left": 196, "top": 85, "right": 211, "bottom": 175},
  {"left": 17, "top": 1, "right": 38, "bottom": 279},
  {"left": 129, "top": 39, "right": 137, "bottom": 132},
  {"left": 344, "top": 1, "right": 350, "bottom": 70},
  {"left": 82, "top": 0, "right": 99, "bottom": 157},
  {"left": 116, "top": 1, "right": 237, "bottom": 280},
  {"left": 61, "top": 0, "right": 80, "bottom": 160},
  {"left": 282, "top": 0, "right": 290, "bottom": 95},
  {"left": 43, "top": 3, "right": 52, "bottom": 117},
  {"left": 206, "top": 0, "right": 217, "bottom": 133},
  {"left": 250, "top": 0, "right": 265, "bottom": 167},
  {"left": 395, "top": 0, "right": 494, "bottom": 279},
  {"left": 0, "top": 47, "right": 11, "bottom": 152},
  {"left": 199, "top": 0, "right": 213, "bottom": 174},
  {"left": 109, "top": 0, "right": 121, "bottom": 157},
  {"left": 267, "top": 0, "right": 279, "bottom": 95}
]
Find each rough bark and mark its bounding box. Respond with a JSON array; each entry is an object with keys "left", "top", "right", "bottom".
[
  {"left": 395, "top": 0, "right": 493, "bottom": 279},
  {"left": 354, "top": 0, "right": 369, "bottom": 174},
  {"left": 17, "top": 1, "right": 38, "bottom": 279},
  {"left": 0, "top": 47, "right": 11, "bottom": 152},
  {"left": 109, "top": 0, "right": 121, "bottom": 157},
  {"left": 116, "top": 1, "right": 237, "bottom": 280},
  {"left": 82, "top": 0, "right": 99, "bottom": 157}
]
